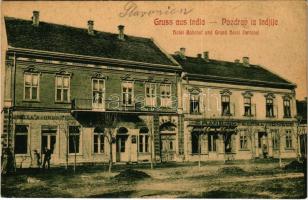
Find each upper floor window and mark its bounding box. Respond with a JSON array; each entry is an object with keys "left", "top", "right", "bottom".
[
  {"left": 15, "top": 125, "right": 29, "bottom": 154},
  {"left": 244, "top": 97, "right": 252, "bottom": 116},
  {"left": 285, "top": 130, "right": 293, "bottom": 149},
  {"left": 24, "top": 73, "right": 39, "bottom": 100},
  {"left": 92, "top": 79, "right": 105, "bottom": 109},
  {"left": 190, "top": 94, "right": 200, "bottom": 114},
  {"left": 56, "top": 76, "right": 70, "bottom": 102},
  {"left": 122, "top": 81, "right": 134, "bottom": 106},
  {"left": 221, "top": 95, "right": 230, "bottom": 116},
  {"left": 145, "top": 83, "right": 157, "bottom": 107},
  {"left": 266, "top": 98, "right": 274, "bottom": 117},
  {"left": 283, "top": 99, "right": 291, "bottom": 118},
  {"left": 160, "top": 84, "right": 171, "bottom": 107}
]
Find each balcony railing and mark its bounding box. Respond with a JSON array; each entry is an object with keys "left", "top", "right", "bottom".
[{"left": 71, "top": 98, "right": 177, "bottom": 113}]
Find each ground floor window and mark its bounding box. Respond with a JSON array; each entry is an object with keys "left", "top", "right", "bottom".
[
  {"left": 41, "top": 125, "right": 57, "bottom": 154},
  {"left": 15, "top": 125, "right": 29, "bottom": 154},
  {"left": 69, "top": 126, "right": 80, "bottom": 154},
  {"left": 208, "top": 133, "right": 218, "bottom": 152},
  {"left": 239, "top": 132, "right": 248, "bottom": 150},
  {"left": 139, "top": 134, "right": 149, "bottom": 153},
  {"left": 271, "top": 130, "right": 280, "bottom": 149},
  {"left": 191, "top": 132, "right": 200, "bottom": 154},
  {"left": 93, "top": 128, "right": 104, "bottom": 153},
  {"left": 285, "top": 130, "right": 293, "bottom": 149}
]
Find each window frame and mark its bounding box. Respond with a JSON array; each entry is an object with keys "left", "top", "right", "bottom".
[
  {"left": 160, "top": 84, "right": 172, "bottom": 107},
  {"left": 221, "top": 95, "right": 231, "bottom": 116},
  {"left": 285, "top": 130, "right": 293, "bottom": 149},
  {"left": 190, "top": 94, "right": 200, "bottom": 114},
  {"left": 243, "top": 97, "right": 252, "bottom": 116},
  {"left": 283, "top": 99, "right": 291, "bottom": 118},
  {"left": 14, "top": 124, "right": 29, "bottom": 155},
  {"left": 23, "top": 72, "right": 40, "bottom": 101},
  {"left": 92, "top": 78, "right": 105, "bottom": 109},
  {"left": 145, "top": 83, "right": 157, "bottom": 107},
  {"left": 68, "top": 126, "right": 81, "bottom": 155},
  {"left": 266, "top": 98, "right": 274, "bottom": 117},
  {"left": 239, "top": 132, "right": 248, "bottom": 150},
  {"left": 122, "top": 81, "right": 134, "bottom": 106},
  {"left": 55, "top": 75, "right": 71, "bottom": 103},
  {"left": 138, "top": 134, "right": 149, "bottom": 153},
  {"left": 93, "top": 131, "right": 105, "bottom": 154},
  {"left": 41, "top": 125, "right": 58, "bottom": 154},
  {"left": 271, "top": 129, "right": 280, "bottom": 150}
]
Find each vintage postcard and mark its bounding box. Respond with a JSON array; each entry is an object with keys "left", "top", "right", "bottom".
[{"left": 1, "top": 0, "right": 307, "bottom": 198}]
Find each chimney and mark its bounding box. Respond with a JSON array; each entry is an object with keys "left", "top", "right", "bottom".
[
  {"left": 234, "top": 59, "right": 240, "bottom": 63},
  {"left": 242, "top": 56, "right": 250, "bottom": 66},
  {"left": 118, "top": 25, "right": 125, "bottom": 40},
  {"left": 203, "top": 51, "right": 209, "bottom": 60},
  {"left": 179, "top": 47, "right": 186, "bottom": 59},
  {"left": 197, "top": 53, "right": 202, "bottom": 59},
  {"left": 87, "top": 20, "right": 94, "bottom": 35},
  {"left": 32, "top": 11, "right": 40, "bottom": 27}
]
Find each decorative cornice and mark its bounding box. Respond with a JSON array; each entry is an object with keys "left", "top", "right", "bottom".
[
  {"left": 242, "top": 91, "right": 253, "bottom": 97},
  {"left": 220, "top": 89, "right": 232, "bottom": 96},
  {"left": 264, "top": 93, "right": 276, "bottom": 99}
]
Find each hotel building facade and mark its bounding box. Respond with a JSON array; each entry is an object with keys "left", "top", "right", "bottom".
[{"left": 1, "top": 11, "right": 300, "bottom": 167}]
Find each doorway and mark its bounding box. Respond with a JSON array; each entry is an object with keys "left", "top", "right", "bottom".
[
  {"left": 258, "top": 132, "right": 268, "bottom": 158},
  {"left": 41, "top": 125, "right": 57, "bottom": 162}
]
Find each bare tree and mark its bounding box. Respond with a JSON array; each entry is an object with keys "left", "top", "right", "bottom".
[{"left": 101, "top": 112, "right": 118, "bottom": 173}]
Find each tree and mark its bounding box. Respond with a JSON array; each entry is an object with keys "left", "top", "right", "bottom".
[{"left": 101, "top": 112, "right": 118, "bottom": 173}]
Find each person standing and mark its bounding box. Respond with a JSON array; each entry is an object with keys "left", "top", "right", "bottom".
[
  {"left": 42, "top": 147, "right": 51, "bottom": 170},
  {"left": 33, "top": 149, "right": 41, "bottom": 171}
]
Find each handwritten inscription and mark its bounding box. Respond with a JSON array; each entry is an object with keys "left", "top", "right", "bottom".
[{"left": 119, "top": 1, "right": 193, "bottom": 17}]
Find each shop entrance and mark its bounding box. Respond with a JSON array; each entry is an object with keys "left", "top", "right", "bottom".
[
  {"left": 160, "top": 122, "right": 177, "bottom": 162},
  {"left": 41, "top": 125, "right": 57, "bottom": 162}
]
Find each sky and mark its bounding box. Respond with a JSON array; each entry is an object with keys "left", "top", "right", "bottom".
[{"left": 2, "top": 1, "right": 307, "bottom": 99}]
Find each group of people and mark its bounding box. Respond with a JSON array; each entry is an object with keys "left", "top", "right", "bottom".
[{"left": 33, "top": 147, "right": 52, "bottom": 170}]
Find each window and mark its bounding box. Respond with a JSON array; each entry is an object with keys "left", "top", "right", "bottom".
[
  {"left": 208, "top": 134, "right": 218, "bottom": 152},
  {"left": 15, "top": 125, "right": 28, "bottom": 154},
  {"left": 272, "top": 130, "right": 280, "bottom": 149},
  {"left": 160, "top": 84, "right": 171, "bottom": 107},
  {"left": 285, "top": 130, "right": 293, "bottom": 149},
  {"left": 41, "top": 125, "right": 57, "bottom": 154},
  {"left": 239, "top": 132, "right": 248, "bottom": 149},
  {"left": 221, "top": 95, "right": 230, "bottom": 116},
  {"left": 266, "top": 98, "right": 274, "bottom": 117},
  {"left": 191, "top": 133, "right": 199, "bottom": 154},
  {"left": 139, "top": 134, "right": 149, "bottom": 153},
  {"left": 93, "top": 128, "right": 104, "bottom": 153},
  {"left": 24, "top": 73, "right": 39, "bottom": 100},
  {"left": 56, "top": 76, "right": 70, "bottom": 102},
  {"left": 190, "top": 94, "right": 200, "bottom": 114},
  {"left": 92, "top": 79, "right": 105, "bottom": 109},
  {"left": 122, "top": 82, "right": 134, "bottom": 106},
  {"left": 69, "top": 126, "right": 80, "bottom": 154},
  {"left": 244, "top": 97, "right": 252, "bottom": 116},
  {"left": 145, "top": 83, "right": 156, "bottom": 107},
  {"left": 283, "top": 99, "right": 291, "bottom": 118},
  {"left": 120, "top": 138, "right": 126, "bottom": 152}
]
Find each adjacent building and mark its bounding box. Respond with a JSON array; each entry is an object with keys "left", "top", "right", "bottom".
[{"left": 1, "top": 11, "right": 301, "bottom": 167}]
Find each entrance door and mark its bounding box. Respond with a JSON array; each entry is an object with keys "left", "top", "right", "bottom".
[
  {"left": 258, "top": 132, "right": 268, "bottom": 158},
  {"left": 116, "top": 135, "right": 128, "bottom": 162},
  {"left": 160, "top": 134, "right": 176, "bottom": 162},
  {"left": 41, "top": 125, "right": 57, "bottom": 162}
]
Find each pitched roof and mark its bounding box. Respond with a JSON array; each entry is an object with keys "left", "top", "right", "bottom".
[
  {"left": 172, "top": 55, "right": 295, "bottom": 89},
  {"left": 4, "top": 17, "right": 178, "bottom": 67}
]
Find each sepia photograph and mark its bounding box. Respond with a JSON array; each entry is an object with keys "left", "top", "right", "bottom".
[{"left": 1, "top": 0, "right": 307, "bottom": 198}]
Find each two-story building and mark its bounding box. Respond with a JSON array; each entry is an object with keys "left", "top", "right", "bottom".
[
  {"left": 2, "top": 11, "right": 183, "bottom": 167},
  {"left": 173, "top": 49, "right": 298, "bottom": 161}
]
